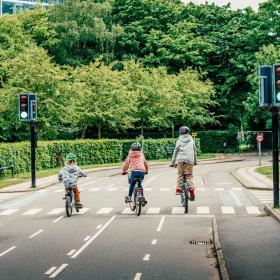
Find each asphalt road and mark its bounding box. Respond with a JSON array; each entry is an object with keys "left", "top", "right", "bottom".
[{"left": 0, "top": 153, "right": 279, "bottom": 280}]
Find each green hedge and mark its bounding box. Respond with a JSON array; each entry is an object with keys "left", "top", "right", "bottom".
[{"left": 197, "top": 131, "right": 239, "bottom": 153}]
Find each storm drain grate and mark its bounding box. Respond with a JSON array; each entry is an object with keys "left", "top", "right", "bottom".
[{"left": 190, "top": 240, "right": 213, "bottom": 245}]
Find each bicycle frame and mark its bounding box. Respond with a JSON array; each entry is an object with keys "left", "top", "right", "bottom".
[{"left": 181, "top": 174, "right": 189, "bottom": 213}]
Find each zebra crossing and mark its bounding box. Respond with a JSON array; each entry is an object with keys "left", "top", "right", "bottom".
[
  {"left": 250, "top": 190, "right": 273, "bottom": 204},
  {"left": 0, "top": 205, "right": 262, "bottom": 216}
]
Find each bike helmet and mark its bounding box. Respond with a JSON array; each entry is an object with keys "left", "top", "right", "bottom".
[
  {"left": 179, "top": 126, "right": 190, "bottom": 135},
  {"left": 66, "top": 153, "right": 77, "bottom": 161},
  {"left": 131, "top": 142, "right": 142, "bottom": 151}
]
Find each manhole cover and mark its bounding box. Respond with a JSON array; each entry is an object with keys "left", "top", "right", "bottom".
[{"left": 190, "top": 240, "right": 213, "bottom": 245}]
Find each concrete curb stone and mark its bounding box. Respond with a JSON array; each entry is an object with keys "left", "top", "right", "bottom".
[{"left": 264, "top": 204, "right": 280, "bottom": 223}]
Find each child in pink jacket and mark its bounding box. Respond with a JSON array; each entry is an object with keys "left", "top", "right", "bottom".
[{"left": 122, "top": 142, "right": 149, "bottom": 203}]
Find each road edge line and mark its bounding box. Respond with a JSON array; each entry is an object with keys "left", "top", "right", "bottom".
[{"left": 212, "top": 218, "right": 230, "bottom": 280}]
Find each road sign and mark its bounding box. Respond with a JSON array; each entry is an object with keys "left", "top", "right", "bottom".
[
  {"left": 192, "top": 132, "right": 197, "bottom": 137},
  {"left": 256, "top": 133, "right": 264, "bottom": 142}
]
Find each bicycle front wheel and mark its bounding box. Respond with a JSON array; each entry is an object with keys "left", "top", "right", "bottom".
[{"left": 65, "top": 197, "right": 72, "bottom": 217}]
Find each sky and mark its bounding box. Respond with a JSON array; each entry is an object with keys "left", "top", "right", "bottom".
[{"left": 182, "top": 0, "right": 267, "bottom": 11}]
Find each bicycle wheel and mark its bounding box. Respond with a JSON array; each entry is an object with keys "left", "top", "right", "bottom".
[
  {"left": 135, "top": 193, "right": 142, "bottom": 216},
  {"left": 65, "top": 196, "right": 72, "bottom": 217},
  {"left": 181, "top": 186, "right": 188, "bottom": 214},
  {"left": 129, "top": 194, "right": 136, "bottom": 211}
]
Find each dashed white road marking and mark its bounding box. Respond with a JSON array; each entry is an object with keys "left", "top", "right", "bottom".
[
  {"left": 232, "top": 187, "right": 243, "bottom": 191},
  {"left": 143, "top": 254, "right": 150, "bottom": 261},
  {"left": 67, "top": 250, "right": 76, "bottom": 256},
  {"left": 78, "top": 208, "right": 90, "bottom": 214},
  {"left": 47, "top": 208, "right": 64, "bottom": 215},
  {"left": 29, "top": 229, "right": 44, "bottom": 239},
  {"left": 156, "top": 216, "right": 165, "bottom": 232},
  {"left": 221, "top": 207, "right": 235, "bottom": 214},
  {"left": 96, "top": 224, "right": 102, "bottom": 229},
  {"left": 217, "top": 182, "right": 233, "bottom": 185},
  {"left": 0, "top": 209, "right": 19, "bottom": 215},
  {"left": 197, "top": 207, "right": 210, "bottom": 214},
  {"left": 96, "top": 208, "right": 113, "bottom": 214},
  {"left": 214, "top": 188, "right": 224, "bottom": 191},
  {"left": 49, "top": 263, "right": 68, "bottom": 278},
  {"left": 171, "top": 207, "right": 185, "bottom": 214},
  {"left": 71, "top": 216, "right": 116, "bottom": 259},
  {"left": 246, "top": 207, "right": 261, "bottom": 215},
  {"left": 22, "top": 208, "right": 42, "bottom": 215},
  {"left": 107, "top": 188, "right": 118, "bottom": 192},
  {"left": 147, "top": 207, "right": 161, "bottom": 214},
  {"left": 134, "top": 273, "right": 142, "bottom": 280},
  {"left": 197, "top": 188, "right": 206, "bottom": 191},
  {"left": 45, "top": 267, "right": 57, "bottom": 275},
  {"left": 53, "top": 216, "right": 63, "bottom": 223},
  {"left": 152, "top": 239, "right": 157, "bottom": 245},
  {"left": 84, "top": 236, "right": 91, "bottom": 241},
  {"left": 88, "top": 187, "right": 101, "bottom": 192},
  {"left": 121, "top": 208, "right": 134, "bottom": 214},
  {"left": 160, "top": 188, "right": 170, "bottom": 192},
  {"left": 0, "top": 246, "right": 16, "bottom": 257},
  {"left": 144, "top": 188, "right": 152, "bottom": 192}
]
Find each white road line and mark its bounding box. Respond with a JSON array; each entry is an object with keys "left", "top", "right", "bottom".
[
  {"left": 221, "top": 206, "right": 235, "bottom": 214},
  {"left": 96, "top": 224, "right": 102, "bottom": 229},
  {"left": 22, "top": 208, "right": 42, "bottom": 215},
  {"left": 197, "top": 188, "right": 206, "bottom": 191},
  {"left": 171, "top": 207, "right": 185, "bottom": 214},
  {"left": 53, "top": 216, "right": 63, "bottom": 223},
  {"left": 84, "top": 236, "right": 91, "bottom": 241},
  {"left": 29, "top": 229, "right": 44, "bottom": 239},
  {"left": 78, "top": 208, "right": 90, "bottom": 214},
  {"left": 71, "top": 216, "right": 116, "bottom": 259},
  {"left": 147, "top": 207, "right": 161, "bottom": 214},
  {"left": 49, "top": 263, "right": 68, "bottom": 278},
  {"left": 143, "top": 254, "right": 150, "bottom": 261},
  {"left": 152, "top": 239, "right": 157, "bottom": 245},
  {"left": 47, "top": 208, "right": 64, "bottom": 215},
  {"left": 0, "top": 209, "right": 19, "bottom": 215},
  {"left": 88, "top": 187, "right": 101, "bottom": 192},
  {"left": 45, "top": 267, "right": 57, "bottom": 275},
  {"left": 107, "top": 188, "right": 118, "bottom": 192},
  {"left": 230, "top": 190, "right": 243, "bottom": 206},
  {"left": 214, "top": 188, "right": 224, "bottom": 191},
  {"left": 134, "top": 273, "right": 142, "bottom": 280},
  {"left": 217, "top": 182, "right": 233, "bottom": 185},
  {"left": 160, "top": 188, "right": 170, "bottom": 192},
  {"left": 121, "top": 208, "right": 134, "bottom": 214},
  {"left": 0, "top": 246, "right": 16, "bottom": 257},
  {"left": 156, "top": 216, "right": 165, "bottom": 232},
  {"left": 96, "top": 208, "right": 113, "bottom": 214},
  {"left": 197, "top": 207, "right": 210, "bottom": 214},
  {"left": 246, "top": 207, "right": 261, "bottom": 215},
  {"left": 67, "top": 250, "right": 76, "bottom": 256},
  {"left": 144, "top": 188, "right": 152, "bottom": 191},
  {"left": 232, "top": 187, "right": 242, "bottom": 191}
]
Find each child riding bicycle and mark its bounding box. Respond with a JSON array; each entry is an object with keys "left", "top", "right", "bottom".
[
  {"left": 122, "top": 142, "right": 149, "bottom": 204},
  {"left": 169, "top": 126, "right": 197, "bottom": 201},
  {"left": 58, "top": 153, "right": 86, "bottom": 208}
]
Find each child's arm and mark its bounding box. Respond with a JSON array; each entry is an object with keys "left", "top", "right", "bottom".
[
  {"left": 58, "top": 168, "right": 64, "bottom": 181},
  {"left": 122, "top": 157, "right": 129, "bottom": 174},
  {"left": 144, "top": 159, "right": 149, "bottom": 173},
  {"left": 171, "top": 141, "right": 180, "bottom": 165},
  {"left": 77, "top": 166, "right": 86, "bottom": 177}
]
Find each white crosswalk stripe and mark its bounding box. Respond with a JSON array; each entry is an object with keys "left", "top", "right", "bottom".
[
  {"left": 88, "top": 187, "right": 101, "bottom": 192},
  {"left": 251, "top": 190, "right": 273, "bottom": 204},
  {"left": 0, "top": 209, "right": 19, "bottom": 215},
  {"left": 22, "top": 208, "right": 42, "bottom": 215},
  {"left": 197, "top": 207, "right": 210, "bottom": 214},
  {"left": 146, "top": 207, "right": 161, "bottom": 214},
  {"left": 78, "top": 208, "right": 90, "bottom": 214},
  {"left": 246, "top": 207, "right": 261, "bottom": 215},
  {"left": 107, "top": 188, "right": 118, "bottom": 192},
  {"left": 160, "top": 188, "right": 170, "bottom": 192},
  {"left": 214, "top": 188, "right": 224, "bottom": 191},
  {"left": 171, "top": 207, "right": 185, "bottom": 214},
  {"left": 221, "top": 206, "right": 235, "bottom": 214},
  {"left": 47, "top": 208, "right": 64, "bottom": 215},
  {"left": 96, "top": 208, "right": 113, "bottom": 214},
  {"left": 121, "top": 208, "right": 134, "bottom": 214}
]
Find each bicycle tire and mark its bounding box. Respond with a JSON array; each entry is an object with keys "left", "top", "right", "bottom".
[
  {"left": 182, "top": 186, "right": 188, "bottom": 213},
  {"left": 65, "top": 196, "right": 72, "bottom": 217},
  {"left": 135, "top": 193, "right": 141, "bottom": 216}
]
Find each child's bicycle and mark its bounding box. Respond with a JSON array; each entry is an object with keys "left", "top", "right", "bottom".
[
  {"left": 181, "top": 173, "right": 189, "bottom": 214},
  {"left": 64, "top": 186, "right": 80, "bottom": 217}
]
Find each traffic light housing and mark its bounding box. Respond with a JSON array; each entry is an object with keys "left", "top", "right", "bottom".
[
  {"left": 18, "top": 93, "right": 37, "bottom": 121},
  {"left": 273, "top": 63, "right": 280, "bottom": 106},
  {"left": 259, "top": 65, "right": 273, "bottom": 108}
]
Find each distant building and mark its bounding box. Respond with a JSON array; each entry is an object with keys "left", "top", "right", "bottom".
[{"left": 0, "top": 0, "right": 63, "bottom": 15}]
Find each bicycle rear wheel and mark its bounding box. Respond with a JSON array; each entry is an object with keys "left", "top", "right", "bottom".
[
  {"left": 181, "top": 187, "right": 188, "bottom": 214},
  {"left": 65, "top": 196, "right": 72, "bottom": 217},
  {"left": 135, "top": 193, "right": 141, "bottom": 216}
]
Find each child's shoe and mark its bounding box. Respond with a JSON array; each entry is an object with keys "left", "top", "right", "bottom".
[
  {"left": 189, "top": 187, "right": 195, "bottom": 201},
  {"left": 176, "top": 188, "right": 182, "bottom": 195},
  {"left": 125, "top": 196, "right": 132, "bottom": 203},
  {"left": 76, "top": 202, "right": 83, "bottom": 209},
  {"left": 142, "top": 197, "right": 147, "bottom": 206}
]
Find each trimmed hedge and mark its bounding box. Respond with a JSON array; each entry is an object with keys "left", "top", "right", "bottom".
[{"left": 197, "top": 131, "right": 239, "bottom": 153}]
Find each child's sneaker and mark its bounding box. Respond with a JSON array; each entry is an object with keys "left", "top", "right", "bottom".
[
  {"left": 142, "top": 197, "right": 147, "bottom": 206},
  {"left": 189, "top": 187, "right": 195, "bottom": 201},
  {"left": 125, "top": 196, "right": 132, "bottom": 203},
  {"left": 76, "top": 202, "right": 83, "bottom": 209},
  {"left": 176, "top": 188, "right": 182, "bottom": 195}
]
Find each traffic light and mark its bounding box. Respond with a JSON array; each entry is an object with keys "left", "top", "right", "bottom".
[
  {"left": 273, "top": 63, "right": 280, "bottom": 106},
  {"left": 259, "top": 65, "right": 273, "bottom": 108},
  {"left": 18, "top": 93, "right": 37, "bottom": 121},
  {"left": 19, "top": 93, "right": 29, "bottom": 121}
]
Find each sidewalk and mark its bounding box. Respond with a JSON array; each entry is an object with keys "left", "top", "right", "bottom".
[{"left": 232, "top": 165, "right": 280, "bottom": 223}]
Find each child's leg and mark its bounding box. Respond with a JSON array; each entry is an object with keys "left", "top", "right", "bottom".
[
  {"left": 177, "top": 162, "right": 184, "bottom": 189},
  {"left": 73, "top": 186, "right": 80, "bottom": 202},
  {"left": 184, "top": 164, "right": 195, "bottom": 200},
  {"left": 128, "top": 173, "right": 136, "bottom": 197}
]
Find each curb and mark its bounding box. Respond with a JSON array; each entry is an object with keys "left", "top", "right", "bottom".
[
  {"left": 230, "top": 168, "right": 272, "bottom": 191},
  {"left": 264, "top": 204, "right": 280, "bottom": 223},
  {"left": 212, "top": 218, "right": 230, "bottom": 280}
]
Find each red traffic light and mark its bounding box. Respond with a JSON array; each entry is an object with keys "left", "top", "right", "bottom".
[
  {"left": 20, "top": 95, "right": 28, "bottom": 101},
  {"left": 276, "top": 67, "right": 280, "bottom": 78}
]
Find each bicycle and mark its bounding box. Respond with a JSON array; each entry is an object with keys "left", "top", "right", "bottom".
[
  {"left": 181, "top": 173, "right": 189, "bottom": 214},
  {"left": 128, "top": 178, "right": 146, "bottom": 216},
  {"left": 64, "top": 186, "right": 81, "bottom": 217}
]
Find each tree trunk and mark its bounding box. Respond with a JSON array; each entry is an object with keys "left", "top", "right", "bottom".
[
  {"left": 97, "top": 121, "right": 102, "bottom": 139},
  {"left": 171, "top": 123, "right": 175, "bottom": 138},
  {"left": 141, "top": 122, "right": 144, "bottom": 136},
  {"left": 81, "top": 127, "right": 86, "bottom": 139}
]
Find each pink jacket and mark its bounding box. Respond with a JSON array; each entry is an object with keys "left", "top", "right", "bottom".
[{"left": 122, "top": 151, "right": 149, "bottom": 173}]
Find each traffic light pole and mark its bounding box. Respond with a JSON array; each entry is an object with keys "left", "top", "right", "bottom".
[
  {"left": 271, "top": 107, "right": 279, "bottom": 207},
  {"left": 30, "top": 121, "right": 37, "bottom": 188}
]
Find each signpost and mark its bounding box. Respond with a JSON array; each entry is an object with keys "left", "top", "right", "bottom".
[
  {"left": 256, "top": 133, "right": 264, "bottom": 166},
  {"left": 18, "top": 93, "right": 37, "bottom": 188}
]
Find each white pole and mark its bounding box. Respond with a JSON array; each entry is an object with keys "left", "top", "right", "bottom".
[{"left": 258, "top": 141, "right": 262, "bottom": 166}]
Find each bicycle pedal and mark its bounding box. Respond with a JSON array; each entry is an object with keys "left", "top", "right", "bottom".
[{"left": 62, "top": 197, "right": 66, "bottom": 200}]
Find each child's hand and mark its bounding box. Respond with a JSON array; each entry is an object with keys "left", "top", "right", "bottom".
[
  {"left": 169, "top": 163, "right": 175, "bottom": 167},
  {"left": 122, "top": 172, "right": 127, "bottom": 175}
]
